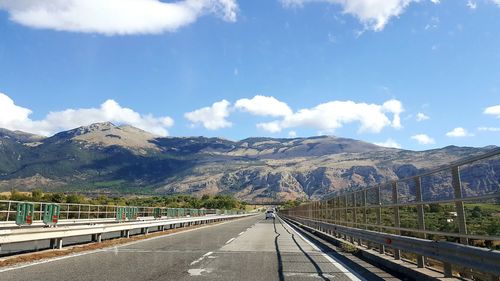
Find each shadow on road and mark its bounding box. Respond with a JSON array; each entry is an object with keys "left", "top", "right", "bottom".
[
  {"left": 273, "top": 218, "right": 285, "bottom": 281},
  {"left": 273, "top": 218, "right": 330, "bottom": 281}
]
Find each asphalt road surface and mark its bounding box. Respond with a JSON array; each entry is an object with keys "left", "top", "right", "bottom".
[{"left": 0, "top": 215, "right": 399, "bottom": 281}]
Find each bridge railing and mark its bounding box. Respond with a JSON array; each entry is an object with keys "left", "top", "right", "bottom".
[
  {"left": 0, "top": 199, "right": 235, "bottom": 224},
  {"left": 280, "top": 148, "right": 500, "bottom": 279}
]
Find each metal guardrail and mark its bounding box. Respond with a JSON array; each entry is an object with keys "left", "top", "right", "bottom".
[
  {"left": 0, "top": 213, "right": 254, "bottom": 250},
  {"left": 280, "top": 148, "right": 500, "bottom": 279},
  {"left": 281, "top": 216, "right": 500, "bottom": 277},
  {"left": 0, "top": 200, "right": 223, "bottom": 222}
]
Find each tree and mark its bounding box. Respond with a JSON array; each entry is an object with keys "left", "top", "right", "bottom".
[
  {"left": 10, "top": 189, "right": 30, "bottom": 201},
  {"left": 31, "top": 189, "right": 43, "bottom": 201}
]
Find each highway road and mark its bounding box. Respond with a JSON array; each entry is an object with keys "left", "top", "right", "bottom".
[{"left": 0, "top": 215, "right": 399, "bottom": 281}]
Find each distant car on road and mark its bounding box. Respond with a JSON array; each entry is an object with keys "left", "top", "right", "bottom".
[{"left": 265, "top": 210, "right": 275, "bottom": 220}]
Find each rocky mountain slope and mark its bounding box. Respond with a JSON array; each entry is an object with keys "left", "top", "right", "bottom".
[{"left": 0, "top": 123, "right": 498, "bottom": 202}]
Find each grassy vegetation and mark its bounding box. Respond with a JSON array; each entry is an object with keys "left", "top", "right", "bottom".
[{"left": 0, "top": 189, "right": 247, "bottom": 210}]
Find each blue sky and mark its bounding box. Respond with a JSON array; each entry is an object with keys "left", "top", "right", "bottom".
[{"left": 0, "top": 0, "right": 499, "bottom": 151}]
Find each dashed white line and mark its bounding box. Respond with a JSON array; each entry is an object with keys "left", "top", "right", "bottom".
[
  {"left": 225, "top": 237, "right": 236, "bottom": 244},
  {"left": 238, "top": 231, "right": 245, "bottom": 236},
  {"left": 190, "top": 251, "right": 213, "bottom": 265},
  {"left": 0, "top": 218, "right": 243, "bottom": 273}
]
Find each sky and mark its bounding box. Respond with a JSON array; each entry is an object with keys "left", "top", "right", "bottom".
[{"left": 0, "top": 0, "right": 499, "bottom": 151}]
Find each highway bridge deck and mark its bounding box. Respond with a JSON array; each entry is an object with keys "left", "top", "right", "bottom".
[{"left": 0, "top": 215, "right": 398, "bottom": 281}]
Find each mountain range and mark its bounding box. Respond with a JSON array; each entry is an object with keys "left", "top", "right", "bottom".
[{"left": 0, "top": 122, "right": 498, "bottom": 202}]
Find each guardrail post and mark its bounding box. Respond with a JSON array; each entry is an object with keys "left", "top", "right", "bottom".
[
  {"left": 39, "top": 202, "right": 43, "bottom": 221},
  {"left": 376, "top": 186, "right": 384, "bottom": 254},
  {"left": 392, "top": 182, "right": 401, "bottom": 260},
  {"left": 349, "top": 193, "right": 356, "bottom": 244},
  {"left": 344, "top": 194, "right": 349, "bottom": 240},
  {"left": 363, "top": 190, "right": 367, "bottom": 230},
  {"left": 50, "top": 238, "right": 63, "bottom": 249},
  {"left": 6, "top": 201, "right": 11, "bottom": 221},
  {"left": 352, "top": 192, "right": 357, "bottom": 228},
  {"left": 333, "top": 197, "right": 337, "bottom": 231},
  {"left": 414, "top": 176, "right": 426, "bottom": 268},
  {"left": 78, "top": 205, "right": 81, "bottom": 219},
  {"left": 452, "top": 166, "right": 468, "bottom": 244},
  {"left": 451, "top": 165, "right": 473, "bottom": 278}
]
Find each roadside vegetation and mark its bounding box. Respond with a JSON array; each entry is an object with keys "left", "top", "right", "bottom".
[
  {"left": 0, "top": 189, "right": 247, "bottom": 210},
  {"left": 281, "top": 199, "right": 500, "bottom": 250}
]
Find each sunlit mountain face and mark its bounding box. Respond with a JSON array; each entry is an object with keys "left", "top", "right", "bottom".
[{"left": 0, "top": 123, "right": 497, "bottom": 201}]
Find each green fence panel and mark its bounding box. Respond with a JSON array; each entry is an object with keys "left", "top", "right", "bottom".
[
  {"left": 42, "top": 204, "right": 60, "bottom": 226},
  {"left": 153, "top": 207, "right": 162, "bottom": 219},
  {"left": 116, "top": 206, "right": 126, "bottom": 222},
  {"left": 15, "top": 203, "right": 35, "bottom": 226},
  {"left": 167, "top": 208, "right": 175, "bottom": 217},
  {"left": 126, "top": 207, "right": 138, "bottom": 220}
]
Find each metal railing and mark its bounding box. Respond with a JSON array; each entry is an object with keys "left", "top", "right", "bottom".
[
  {"left": 280, "top": 148, "right": 500, "bottom": 279},
  {"left": 0, "top": 200, "right": 232, "bottom": 223}
]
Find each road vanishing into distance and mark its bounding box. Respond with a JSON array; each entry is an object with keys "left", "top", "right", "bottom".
[{"left": 0, "top": 215, "right": 399, "bottom": 281}]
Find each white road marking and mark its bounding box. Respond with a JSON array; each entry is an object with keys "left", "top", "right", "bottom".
[
  {"left": 190, "top": 251, "right": 214, "bottom": 265},
  {"left": 0, "top": 218, "right": 250, "bottom": 273},
  {"left": 0, "top": 249, "right": 107, "bottom": 273},
  {"left": 225, "top": 237, "right": 236, "bottom": 244},
  {"left": 279, "top": 217, "right": 365, "bottom": 281},
  {"left": 190, "top": 257, "right": 204, "bottom": 265},
  {"left": 238, "top": 231, "right": 245, "bottom": 236},
  {"left": 284, "top": 272, "right": 336, "bottom": 278},
  {"left": 188, "top": 268, "right": 212, "bottom": 276}
]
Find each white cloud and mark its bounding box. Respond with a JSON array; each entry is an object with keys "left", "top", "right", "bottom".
[
  {"left": 257, "top": 99, "right": 404, "bottom": 133},
  {"left": 184, "top": 100, "right": 232, "bottom": 130},
  {"left": 288, "top": 130, "right": 298, "bottom": 137},
  {"left": 0, "top": 92, "right": 174, "bottom": 136},
  {"left": 477, "top": 127, "right": 500, "bottom": 132},
  {"left": 382, "top": 99, "right": 404, "bottom": 129},
  {"left": 484, "top": 105, "right": 500, "bottom": 118},
  {"left": 446, "top": 127, "right": 473, "bottom": 137},
  {"left": 0, "top": 0, "right": 238, "bottom": 35},
  {"left": 416, "top": 112, "right": 430, "bottom": 121},
  {"left": 375, "top": 138, "right": 401, "bottom": 149},
  {"left": 430, "top": 0, "right": 440, "bottom": 3},
  {"left": 411, "top": 134, "right": 435, "bottom": 145},
  {"left": 491, "top": 0, "right": 500, "bottom": 7},
  {"left": 257, "top": 121, "right": 282, "bottom": 133},
  {"left": 467, "top": 1, "right": 477, "bottom": 9},
  {"left": 235, "top": 95, "right": 293, "bottom": 117},
  {"left": 280, "top": 0, "right": 418, "bottom": 31}
]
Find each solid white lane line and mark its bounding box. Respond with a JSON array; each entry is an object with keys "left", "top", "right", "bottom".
[
  {"left": 0, "top": 217, "right": 251, "bottom": 273},
  {"left": 0, "top": 250, "right": 107, "bottom": 273},
  {"left": 225, "top": 237, "right": 236, "bottom": 244},
  {"left": 279, "top": 218, "right": 365, "bottom": 281}
]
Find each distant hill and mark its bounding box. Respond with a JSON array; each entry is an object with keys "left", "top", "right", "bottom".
[{"left": 0, "top": 123, "right": 498, "bottom": 202}]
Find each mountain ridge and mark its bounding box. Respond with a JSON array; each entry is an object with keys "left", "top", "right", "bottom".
[{"left": 0, "top": 123, "right": 498, "bottom": 202}]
